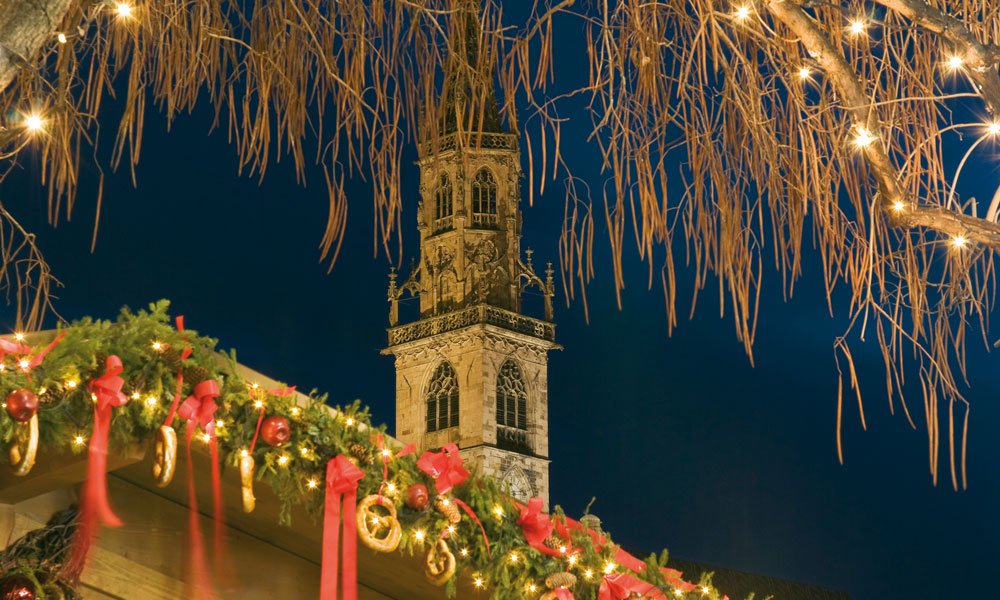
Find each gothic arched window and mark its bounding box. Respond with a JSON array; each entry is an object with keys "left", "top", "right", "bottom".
[
  {"left": 426, "top": 362, "right": 459, "bottom": 432},
  {"left": 434, "top": 173, "right": 453, "bottom": 232},
  {"left": 496, "top": 360, "right": 530, "bottom": 452},
  {"left": 471, "top": 168, "right": 498, "bottom": 227}
]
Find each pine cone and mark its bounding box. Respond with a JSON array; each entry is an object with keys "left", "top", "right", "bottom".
[
  {"left": 543, "top": 535, "right": 566, "bottom": 551},
  {"left": 160, "top": 347, "right": 183, "bottom": 371},
  {"left": 433, "top": 495, "right": 461, "bottom": 524},
  {"left": 349, "top": 442, "right": 374, "bottom": 466},
  {"left": 184, "top": 364, "right": 210, "bottom": 384},
  {"left": 545, "top": 572, "right": 576, "bottom": 590}
]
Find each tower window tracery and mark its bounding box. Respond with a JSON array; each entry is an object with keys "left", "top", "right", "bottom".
[
  {"left": 434, "top": 173, "right": 454, "bottom": 232},
  {"left": 471, "top": 168, "right": 499, "bottom": 227},
  {"left": 496, "top": 360, "right": 530, "bottom": 452},
  {"left": 426, "top": 361, "right": 460, "bottom": 432}
]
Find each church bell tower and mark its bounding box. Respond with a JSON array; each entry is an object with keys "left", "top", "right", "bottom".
[{"left": 383, "top": 1, "right": 558, "bottom": 507}]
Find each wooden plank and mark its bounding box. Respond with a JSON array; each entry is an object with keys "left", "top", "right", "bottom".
[{"left": 0, "top": 445, "right": 146, "bottom": 504}]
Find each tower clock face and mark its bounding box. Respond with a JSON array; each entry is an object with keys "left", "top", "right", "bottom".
[{"left": 501, "top": 466, "right": 534, "bottom": 502}]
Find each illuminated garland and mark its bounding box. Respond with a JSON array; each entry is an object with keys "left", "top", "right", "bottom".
[{"left": 0, "top": 301, "right": 732, "bottom": 599}]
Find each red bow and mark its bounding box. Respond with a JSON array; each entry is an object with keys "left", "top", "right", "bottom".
[
  {"left": 322, "top": 455, "right": 365, "bottom": 600},
  {"left": 416, "top": 443, "right": 469, "bottom": 494},
  {"left": 178, "top": 380, "right": 220, "bottom": 434},
  {"left": 661, "top": 568, "right": 698, "bottom": 593},
  {"left": 63, "top": 355, "right": 129, "bottom": 581},
  {"left": 598, "top": 573, "right": 665, "bottom": 600},
  {"left": 517, "top": 498, "right": 564, "bottom": 557},
  {"left": 0, "top": 337, "right": 30, "bottom": 362}
]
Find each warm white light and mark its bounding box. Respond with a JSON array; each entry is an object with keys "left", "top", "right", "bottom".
[
  {"left": 23, "top": 114, "right": 44, "bottom": 132},
  {"left": 848, "top": 19, "right": 867, "bottom": 35},
  {"left": 254, "top": 400, "right": 264, "bottom": 409},
  {"left": 91, "top": 393, "right": 98, "bottom": 402},
  {"left": 385, "top": 482, "right": 397, "bottom": 493},
  {"left": 509, "top": 553, "right": 519, "bottom": 563},
  {"left": 702, "top": 587, "right": 711, "bottom": 594},
  {"left": 345, "top": 417, "right": 354, "bottom": 427},
  {"left": 952, "top": 235, "right": 968, "bottom": 248},
  {"left": 446, "top": 525, "right": 457, "bottom": 535},
  {"left": 57, "top": 33, "right": 67, "bottom": 44},
  {"left": 200, "top": 433, "right": 211, "bottom": 443},
  {"left": 73, "top": 435, "right": 86, "bottom": 446},
  {"left": 114, "top": 2, "right": 133, "bottom": 18},
  {"left": 603, "top": 561, "right": 616, "bottom": 574},
  {"left": 892, "top": 200, "right": 905, "bottom": 212},
  {"left": 145, "top": 395, "right": 157, "bottom": 407},
  {"left": 568, "top": 554, "right": 578, "bottom": 566},
  {"left": 584, "top": 569, "right": 594, "bottom": 580},
  {"left": 66, "top": 379, "right": 77, "bottom": 389},
  {"left": 131, "top": 392, "right": 141, "bottom": 400},
  {"left": 300, "top": 447, "right": 310, "bottom": 457},
  {"left": 853, "top": 126, "right": 875, "bottom": 148},
  {"left": 13, "top": 332, "right": 24, "bottom": 341},
  {"left": 18, "top": 359, "right": 30, "bottom": 371},
  {"left": 473, "top": 577, "right": 484, "bottom": 589},
  {"left": 307, "top": 478, "right": 319, "bottom": 489},
  {"left": 460, "top": 547, "right": 469, "bottom": 557},
  {"left": 290, "top": 406, "right": 301, "bottom": 416},
  {"left": 674, "top": 590, "right": 683, "bottom": 597},
  {"left": 528, "top": 584, "right": 538, "bottom": 593},
  {"left": 733, "top": 5, "right": 751, "bottom": 20},
  {"left": 559, "top": 545, "right": 568, "bottom": 554},
  {"left": 414, "top": 530, "right": 426, "bottom": 542},
  {"left": 240, "top": 448, "right": 249, "bottom": 458},
  {"left": 987, "top": 122, "right": 1000, "bottom": 135},
  {"left": 380, "top": 448, "right": 391, "bottom": 457},
  {"left": 277, "top": 454, "right": 290, "bottom": 466},
  {"left": 493, "top": 505, "right": 504, "bottom": 518},
  {"left": 797, "top": 66, "right": 811, "bottom": 80},
  {"left": 946, "top": 55, "right": 964, "bottom": 71},
  {"left": 215, "top": 419, "right": 225, "bottom": 429},
  {"left": 251, "top": 382, "right": 260, "bottom": 390},
  {"left": 38, "top": 388, "right": 47, "bottom": 395}
]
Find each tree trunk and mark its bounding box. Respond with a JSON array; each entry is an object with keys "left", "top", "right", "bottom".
[{"left": 0, "top": 0, "right": 76, "bottom": 94}]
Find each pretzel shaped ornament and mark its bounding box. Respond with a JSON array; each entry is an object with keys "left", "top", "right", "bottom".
[
  {"left": 152, "top": 425, "right": 177, "bottom": 487},
  {"left": 355, "top": 495, "right": 402, "bottom": 552},
  {"left": 240, "top": 453, "right": 256, "bottom": 513},
  {"left": 9, "top": 413, "right": 38, "bottom": 476},
  {"left": 424, "top": 538, "right": 456, "bottom": 586}
]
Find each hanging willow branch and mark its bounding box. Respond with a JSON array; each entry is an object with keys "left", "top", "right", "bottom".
[{"left": 0, "top": 0, "right": 999, "bottom": 488}]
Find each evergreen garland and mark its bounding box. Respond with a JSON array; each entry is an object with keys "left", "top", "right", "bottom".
[{"left": 0, "top": 301, "right": 730, "bottom": 600}]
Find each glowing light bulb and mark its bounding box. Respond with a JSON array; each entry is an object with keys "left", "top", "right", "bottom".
[
  {"left": 18, "top": 359, "right": 30, "bottom": 371},
  {"left": 473, "top": 577, "right": 484, "bottom": 589},
  {"left": 853, "top": 126, "right": 875, "bottom": 148},
  {"left": 952, "top": 235, "right": 968, "bottom": 248},
  {"left": 528, "top": 584, "right": 538, "bottom": 593},
  {"left": 798, "top": 67, "right": 811, "bottom": 79},
  {"left": 568, "top": 554, "right": 578, "bottom": 566},
  {"left": 200, "top": 433, "right": 211, "bottom": 443},
  {"left": 848, "top": 19, "right": 867, "bottom": 35},
  {"left": 277, "top": 454, "right": 290, "bottom": 466},
  {"left": 987, "top": 122, "right": 1000, "bottom": 135},
  {"left": 381, "top": 448, "right": 391, "bottom": 457},
  {"left": 584, "top": 569, "right": 594, "bottom": 580},
  {"left": 254, "top": 400, "right": 264, "bottom": 409},
  {"left": 290, "top": 406, "right": 300, "bottom": 416},
  {"left": 251, "top": 382, "right": 260, "bottom": 390},
  {"left": 115, "top": 2, "right": 133, "bottom": 18},
  {"left": 307, "top": 478, "right": 319, "bottom": 489},
  {"left": 13, "top": 332, "right": 24, "bottom": 341},
  {"left": 345, "top": 417, "right": 354, "bottom": 427},
  {"left": 702, "top": 586, "right": 711, "bottom": 594},
  {"left": 215, "top": 419, "right": 225, "bottom": 429},
  {"left": 414, "top": 530, "right": 426, "bottom": 542},
  {"left": 509, "top": 552, "right": 519, "bottom": 563},
  {"left": 446, "top": 525, "right": 457, "bottom": 535},
  {"left": 57, "top": 33, "right": 67, "bottom": 44},
  {"left": 300, "top": 447, "right": 310, "bottom": 457},
  {"left": 603, "top": 561, "right": 616, "bottom": 574},
  {"left": 460, "top": 547, "right": 469, "bottom": 557},
  {"left": 385, "top": 482, "right": 397, "bottom": 493},
  {"left": 493, "top": 505, "right": 504, "bottom": 517},
  {"left": 151, "top": 340, "right": 163, "bottom": 351},
  {"left": 240, "top": 448, "right": 249, "bottom": 458},
  {"left": 947, "top": 55, "right": 964, "bottom": 70},
  {"left": 131, "top": 392, "right": 141, "bottom": 400},
  {"left": 38, "top": 388, "right": 47, "bottom": 395},
  {"left": 733, "top": 5, "right": 751, "bottom": 20},
  {"left": 892, "top": 200, "right": 905, "bottom": 212},
  {"left": 66, "top": 380, "right": 77, "bottom": 389},
  {"left": 23, "top": 114, "right": 44, "bottom": 132},
  {"left": 559, "top": 545, "right": 568, "bottom": 554},
  {"left": 73, "top": 435, "right": 85, "bottom": 446},
  {"left": 674, "top": 590, "right": 683, "bottom": 597}
]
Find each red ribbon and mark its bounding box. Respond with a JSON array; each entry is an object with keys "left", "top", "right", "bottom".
[
  {"left": 416, "top": 443, "right": 469, "bottom": 494},
  {"left": 178, "top": 379, "right": 224, "bottom": 599},
  {"left": 598, "top": 573, "right": 665, "bottom": 600},
  {"left": 63, "top": 355, "right": 129, "bottom": 581},
  {"left": 373, "top": 433, "right": 415, "bottom": 483},
  {"left": 27, "top": 331, "right": 65, "bottom": 370},
  {"left": 517, "top": 497, "right": 565, "bottom": 557},
  {"left": 0, "top": 337, "right": 30, "bottom": 360},
  {"left": 321, "top": 455, "right": 365, "bottom": 600},
  {"left": 164, "top": 316, "right": 192, "bottom": 427}
]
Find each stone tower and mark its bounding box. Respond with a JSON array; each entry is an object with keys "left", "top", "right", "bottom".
[{"left": 383, "top": 1, "right": 558, "bottom": 507}]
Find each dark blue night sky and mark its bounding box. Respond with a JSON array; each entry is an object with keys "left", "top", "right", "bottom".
[{"left": 3, "top": 7, "right": 999, "bottom": 599}]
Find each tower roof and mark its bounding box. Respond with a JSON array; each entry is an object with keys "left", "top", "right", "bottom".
[{"left": 435, "top": 0, "right": 505, "bottom": 136}]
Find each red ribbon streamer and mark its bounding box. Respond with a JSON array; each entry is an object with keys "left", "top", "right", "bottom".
[
  {"left": 164, "top": 316, "right": 192, "bottom": 427},
  {"left": 63, "top": 355, "right": 129, "bottom": 581},
  {"left": 517, "top": 497, "right": 566, "bottom": 557},
  {"left": 321, "top": 455, "right": 365, "bottom": 600},
  {"left": 27, "top": 331, "right": 65, "bottom": 369},
  {"left": 178, "top": 379, "right": 224, "bottom": 599},
  {"left": 373, "top": 433, "right": 414, "bottom": 482},
  {"left": 598, "top": 573, "right": 665, "bottom": 600}
]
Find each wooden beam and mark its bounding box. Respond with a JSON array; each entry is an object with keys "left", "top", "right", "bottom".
[{"left": 0, "top": 445, "right": 146, "bottom": 504}]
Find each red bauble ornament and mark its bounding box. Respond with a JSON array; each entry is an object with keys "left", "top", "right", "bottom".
[
  {"left": 5, "top": 389, "right": 39, "bottom": 422},
  {"left": 260, "top": 415, "right": 291, "bottom": 447},
  {"left": 0, "top": 575, "right": 36, "bottom": 600},
  {"left": 405, "top": 483, "right": 429, "bottom": 510}
]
